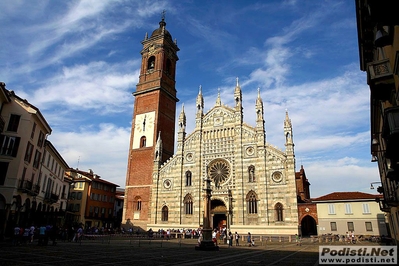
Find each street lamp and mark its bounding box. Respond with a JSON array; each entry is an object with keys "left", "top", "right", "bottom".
[
  {"left": 195, "top": 176, "right": 219, "bottom": 251},
  {"left": 370, "top": 182, "right": 381, "bottom": 190}
]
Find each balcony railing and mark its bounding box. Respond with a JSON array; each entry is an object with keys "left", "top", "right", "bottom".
[
  {"left": 18, "top": 180, "right": 41, "bottom": 196},
  {"left": 367, "top": 58, "right": 395, "bottom": 100},
  {"left": 30, "top": 184, "right": 40, "bottom": 196},
  {"left": 44, "top": 192, "right": 59, "bottom": 204}
]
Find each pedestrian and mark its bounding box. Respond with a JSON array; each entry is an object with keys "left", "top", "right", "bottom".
[
  {"left": 50, "top": 225, "right": 58, "bottom": 246},
  {"left": 235, "top": 232, "right": 240, "bottom": 246},
  {"left": 212, "top": 229, "right": 218, "bottom": 245},
  {"left": 38, "top": 225, "right": 46, "bottom": 246},
  {"left": 247, "top": 232, "right": 252, "bottom": 247},
  {"left": 22, "top": 227, "right": 30, "bottom": 245},
  {"left": 228, "top": 231, "right": 233, "bottom": 247},
  {"left": 12, "top": 225, "right": 20, "bottom": 246},
  {"left": 29, "top": 225, "right": 35, "bottom": 243},
  {"left": 351, "top": 231, "right": 356, "bottom": 244},
  {"left": 295, "top": 234, "right": 301, "bottom": 246}
]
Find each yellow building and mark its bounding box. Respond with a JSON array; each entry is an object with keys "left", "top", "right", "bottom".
[{"left": 313, "top": 192, "right": 387, "bottom": 237}]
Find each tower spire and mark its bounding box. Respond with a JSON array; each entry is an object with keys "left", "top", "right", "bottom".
[
  {"left": 216, "top": 88, "right": 221, "bottom": 106},
  {"left": 255, "top": 87, "right": 265, "bottom": 145},
  {"left": 234, "top": 77, "right": 242, "bottom": 110},
  {"left": 179, "top": 104, "right": 186, "bottom": 132}
]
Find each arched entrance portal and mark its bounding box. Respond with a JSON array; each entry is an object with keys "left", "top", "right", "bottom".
[
  {"left": 301, "top": 215, "right": 317, "bottom": 236},
  {"left": 211, "top": 199, "right": 227, "bottom": 230}
]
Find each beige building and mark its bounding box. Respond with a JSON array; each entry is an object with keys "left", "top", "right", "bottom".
[
  {"left": 0, "top": 83, "right": 69, "bottom": 238},
  {"left": 313, "top": 192, "right": 388, "bottom": 236}
]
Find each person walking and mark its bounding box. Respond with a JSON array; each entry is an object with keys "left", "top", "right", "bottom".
[
  {"left": 38, "top": 225, "right": 46, "bottom": 246},
  {"left": 212, "top": 229, "right": 218, "bottom": 246},
  {"left": 29, "top": 225, "right": 35, "bottom": 243},
  {"left": 247, "top": 232, "right": 252, "bottom": 247},
  {"left": 235, "top": 232, "right": 240, "bottom": 246},
  {"left": 228, "top": 231, "right": 233, "bottom": 247},
  {"left": 12, "top": 225, "right": 20, "bottom": 246}
]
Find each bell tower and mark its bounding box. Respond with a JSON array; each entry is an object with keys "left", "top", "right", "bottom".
[{"left": 123, "top": 15, "right": 179, "bottom": 227}]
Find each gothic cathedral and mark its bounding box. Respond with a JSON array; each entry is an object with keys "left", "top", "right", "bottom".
[{"left": 123, "top": 18, "right": 300, "bottom": 235}]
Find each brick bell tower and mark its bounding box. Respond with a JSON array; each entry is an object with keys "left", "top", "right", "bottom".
[{"left": 123, "top": 15, "right": 179, "bottom": 228}]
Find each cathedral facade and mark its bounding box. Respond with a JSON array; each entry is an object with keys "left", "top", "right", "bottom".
[{"left": 123, "top": 18, "right": 299, "bottom": 235}]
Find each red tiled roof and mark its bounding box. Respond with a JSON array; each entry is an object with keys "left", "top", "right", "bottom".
[{"left": 312, "top": 192, "right": 382, "bottom": 202}]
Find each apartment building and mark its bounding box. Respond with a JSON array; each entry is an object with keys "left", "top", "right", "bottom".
[
  {"left": 0, "top": 82, "right": 69, "bottom": 238},
  {"left": 66, "top": 168, "right": 119, "bottom": 230},
  {"left": 355, "top": 0, "right": 399, "bottom": 244}
]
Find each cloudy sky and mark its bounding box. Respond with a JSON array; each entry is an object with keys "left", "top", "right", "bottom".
[{"left": 0, "top": 0, "right": 378, "bottom": 197}]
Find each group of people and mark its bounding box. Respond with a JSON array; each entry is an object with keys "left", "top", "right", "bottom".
[
  {"left": 11, "top": 224, "right": 88, "bottom": 246},
  {"left": 12, "top": 224, "right": 59, "bottom": 246},
  {"left": 210, "top": 228, "right": 247, "bottom": 247},
  {"left": 12, "top": 224, "right": 35, "bottom": 246},
  {"left": 346, "top": 231, "right": 357, "bottom": 244}
]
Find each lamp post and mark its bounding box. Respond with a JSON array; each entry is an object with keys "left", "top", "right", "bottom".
[
  {"left": 370, "top": 181, "right": 385, "bottom": 194},
  {"left": 195, "top": 176, "right": 219, "bottom": 251}
]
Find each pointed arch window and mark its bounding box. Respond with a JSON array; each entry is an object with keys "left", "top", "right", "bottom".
[
  {"left": 275, "top": 203, "right": 284, "bottom": 222},
  {"left": 246, "top": 190, "right": 258, "bottom": 214},
  {"left": 137, "top": 199, "right": 142, "bottom": 211},
  {"left": 185, "top": 171, "right": 192, "bottom": 186},
  {"left": 148, "top": 56, "right": 155, "bottom": 70},
  {"left": 248, "top": 165, "right": 255, "bottom": 182},
  {"left": 161, "top": 206, "right": 168, "bottom": 221},
  {"left": 140, "top": 136, "right": 146, "bottom": 148},
  {"left": 184, "top": 194, "right": 193, "bottom": 215}
]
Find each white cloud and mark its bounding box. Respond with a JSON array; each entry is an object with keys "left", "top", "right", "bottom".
[
  {"left": 306, "top": 159, "right": 380, "bottom": 198},
  {"left": 23, "top": 60, "right": 139, "bottom": 114},
  {"left": 48, "top": 123, "right": 131, "bottom": 185}
]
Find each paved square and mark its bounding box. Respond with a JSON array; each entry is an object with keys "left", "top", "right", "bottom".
[{"left": 0, "top": 236, "right": 384, "bottom": 266}]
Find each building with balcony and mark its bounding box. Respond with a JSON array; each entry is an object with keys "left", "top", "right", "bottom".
[
  {"left": 356, "top": 0, "right": 399, "bottom": 244},
  {"left": 66, "top": 168, "right": 119, "bottom": 230},
  {"left": 0, "top": 83, "right": 69, "bottom": 238},
  {"left": 39, "top": 140, "right": 70, "bottom": 226}
]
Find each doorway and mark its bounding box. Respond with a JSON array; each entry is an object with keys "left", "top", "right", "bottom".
[
  {"left": 211, "top": 199, "right": 227, "bottom": 230},
  {"left": 301, "top": 215, "right": 317, "bottom": 236}
]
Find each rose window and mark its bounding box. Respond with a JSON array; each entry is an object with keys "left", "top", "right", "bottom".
[{"left": 208, "top": 159, "right": 230, "bottom": 186}]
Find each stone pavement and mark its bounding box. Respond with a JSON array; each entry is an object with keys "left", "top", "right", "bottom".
[{"left": 0, "top": 236, "right": 386, "bottom": 266}]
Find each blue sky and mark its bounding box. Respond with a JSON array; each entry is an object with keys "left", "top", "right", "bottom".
[{"left": 0, "top": 0, "right": 378, "bottom": 197}]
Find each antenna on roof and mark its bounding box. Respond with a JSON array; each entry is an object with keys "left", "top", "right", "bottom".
[{"left": 77, "top": 156, "right": 80, "bottom": 170}]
